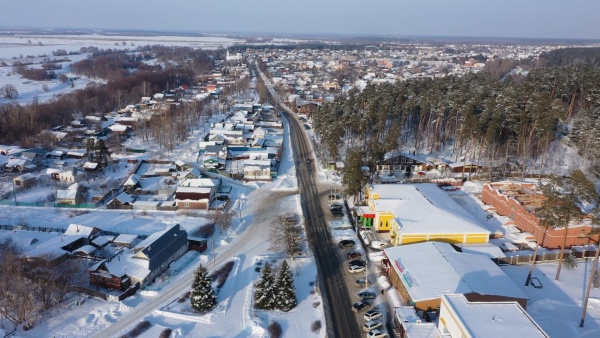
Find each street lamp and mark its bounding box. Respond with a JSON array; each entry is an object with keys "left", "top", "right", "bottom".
[{"left": 580, "top": 245, "right": 600, "bottom": 327}]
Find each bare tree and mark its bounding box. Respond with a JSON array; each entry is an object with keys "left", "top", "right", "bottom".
[
  {"left": 269, "top": 215, "right": 303, "bottom": 258},
  {"left": 208, "top": 209, "right": 234, "bottom": 234},
  {"left": 1, "top": 84, "right": 18, "bottom": 99}
]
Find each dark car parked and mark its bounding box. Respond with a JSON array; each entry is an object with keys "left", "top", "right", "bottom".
[
  {"left": 338, "top": 239, "right": 356, "bottom": 248},
  {"left": 352, "top": 301, "right": 371, "bottom": 312},
  {"left": 347, "top": 251, "right": 363, "bottom": 260},
  {"left": 348, "top": 259, "right": 366, "bottom": 267},
  {"left": 358, "top": 291, "right": 378, "bottom": 300},
  {"left": 330, "top": 203, "right": 343, "bottom": 211}
]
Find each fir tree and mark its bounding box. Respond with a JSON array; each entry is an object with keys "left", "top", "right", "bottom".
[
  {"left": 254, "top": 262, "right": 276, "bottom": 310},
  {"left": 563, "top": 252, "right": 578, "bottom": 269},
  {"left": 274, "top": 260, "right": 297, "bottom": 312},
  {"left": 190, "top": 264, "right": 217, "bottom": 312}
]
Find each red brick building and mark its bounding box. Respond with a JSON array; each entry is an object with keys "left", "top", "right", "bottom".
[{"left": 481, "top": 182, "right": 598, "bottom": 249}]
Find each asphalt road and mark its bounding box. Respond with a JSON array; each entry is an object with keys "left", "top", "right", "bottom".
[{"left": 262, "top": 72, "right": 361, "bottom": 337}]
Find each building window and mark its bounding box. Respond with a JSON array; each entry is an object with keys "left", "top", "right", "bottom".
[{"left": 184, "top": 202, "right": 190, "bottom": 208}]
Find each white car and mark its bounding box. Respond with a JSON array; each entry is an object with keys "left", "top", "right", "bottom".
[
  {"left": 362, "top": 320, "right": 382, "bottom": 332},
  {"left": 366, "top": 329, "right": 387, "bottom": 338},
  {"left": 348, "top": 265, "right": 366, "bottom": 274},
  {"left": 363, "top": 309, "right": 383, "bottom": 321}
]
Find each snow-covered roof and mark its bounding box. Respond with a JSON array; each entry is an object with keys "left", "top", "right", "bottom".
[
  {"left": 176, "top": 186, "right": 212, "bottom": 194},
  {"left": 178, "top": 178, "right": 219, "bottom": 188},
  {"left": 57, "top": 189, "right": 78, "bottom": 200},
  {"left": 384, "top": 241, "right": 528, "bottom": 302},
  {"left": 455, "top": 243, "right": 506, "bottom": 258},
  {"left": 26, "top": 234, "right": 83, "bottom": 258},
  {"left": 92, "top": 235, "right": 113, "bottom": 247},
  {"left": 370, "top": 184, "right": 489, "bottom": 235},
  {"left": 74, "top": 244, "right": 96, "bottom": 255},
  {"left": 64, "top": 223, "right": 97, "bottom": 237},
  {"left": 114, "top": 233, "right": 139, "bottom": 245},
  {"left": 114, "top": 192, "right": 134, "bottom": 204},
  {"left": 124, "top": 174, "right": 140, "bottom": 186},
  {"left": 441, "top": 294, "right": 549, "bottom": 338},
  {"left": 83, "top": 162, "right": 98, "bottom": 169}
]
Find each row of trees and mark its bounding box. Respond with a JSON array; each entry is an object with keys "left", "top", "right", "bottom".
[
  {"left": 254, "top": 261, "right": 297, "bottom": 312},
  {"left": 0, "top": 239, "right": 86, "bottom": 327},
  {"left": 313, "top": 65, "right": 600, "bottom": 198}
]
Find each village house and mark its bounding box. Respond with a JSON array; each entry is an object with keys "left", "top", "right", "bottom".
[
  {"left": 13, "top": 172, "right": 37, "bottom": 188},
  {"left": 376, "top": 153, "right": 431, "bottom": 176},
  {"left": 88, "top": 224, "right": 188, "bottom": 291},
  {"left": 175, "top": 178, "right": 220, "bottom": 209},
  {"left": 58, "top": 167, "right": 85, "bottom": 183},
  {"left": 56, "top": 183, "right": 85, "bottom": 205},
  {"left": 242, "top": 159, "right": 272, "bottom": 181}
]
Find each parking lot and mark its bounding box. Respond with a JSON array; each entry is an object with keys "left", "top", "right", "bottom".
[{"left": 319, "top": 188, "right": 391, "bottom": 337}]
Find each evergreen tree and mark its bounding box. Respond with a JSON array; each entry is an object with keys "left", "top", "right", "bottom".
[
  {"left": 563, "top": 252, "right": 578, "bottom": 269},
  {"left": 254, "top": 262, "right": 276, "bottom": 310},
  {"left": 274, "top": 260, "right": 297, "bottom": 312},
  {"left": 190, "top": 264, "right": 217, "bottom": 312}
]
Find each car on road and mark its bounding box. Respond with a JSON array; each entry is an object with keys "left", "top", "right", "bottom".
[
  {"left": 348, "top": 259, "right": 366, "bottom": 267},
  {"left": 347, "top": 251, "right": 363, "bottom": 260},
  {"left": 338, "top": 239, "right": 355, "bottom": 248},
  {"left": 363, "top": 309, "right": 383, "bottom": 321},
  {"left": 358, "top": 291, "right": 377, "bottom": 300},
  {"left": 362, "top": 320, "right": 383, "bottom": 332},
  {"left": 348, "top": 265, "right": 366, "bottom": 274},
  {"left": 352, "top": 301, "right": 370, "bottom": 312},
  {"left": 355, "top": 277, "right": 372, "bottom": 288},
  {"left": 329, "top": 193, "right": 342, "bottom": 200},
  {"left": 370, "top": 241, "right": 389, "bottom": 250},
  {"left": 330, "top": 203, "right": 343, "bottom": 211},
  {"left": 366, "top": 329, "right": 387, "bottom": 338}
]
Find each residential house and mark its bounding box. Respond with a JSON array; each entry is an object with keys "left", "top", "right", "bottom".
[
  {"left": 4, "top": 158, "right": 35, "bottom": 172},
  {"left": 58, "top": 167, "right": 85, "bottom": 183},
  {"left": 174, "top": 160, "right": 193, "bottom": 171},
  {"left": 83, "top": 162, "right": 99, "bottom": 172},
  {"left": 16, "top": 148, "right": 46, "bottom": 166},
  {"left": 89, "top": 224, "right": 188, "bottom": 290},
  {"left": 175, "top": 178, "right": 220, "bottom": 209},
  {"left": 376, "top": 153, "right": 430, "bottom": 176},
  {"left": 113, "top": 233, "right": 140, "bottom": 248},
  {"left": 56, "top": 183, "right": 85, "bottom": 205},
  {"left": 124, "top": 174, "right": 141, "bottom": 192},
  {"left": 252, "top": 127, "right": 268, "bottom": 139},
  {"left": 176, "top": 167, "right": 201, "bottom": 180},
  {"left": 205, "top": 144, "right": 228, "bottom": 160},
  {"left": 381, "top": 241, "right": 529, "bottom": 314},
  {"left": 13, "top": 173, "right": 36, "bottom": 188},
  {"left": 243, "top": 159, "right": 272, "bottom": 181}
]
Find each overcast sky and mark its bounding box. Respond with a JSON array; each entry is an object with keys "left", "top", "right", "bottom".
[{"left": 2, "top": 0, "right": 599, "bottom": 40}]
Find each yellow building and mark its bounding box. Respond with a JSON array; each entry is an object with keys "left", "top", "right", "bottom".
[{"left": 365, "top": 184, "right": 490, "bottom": 245}]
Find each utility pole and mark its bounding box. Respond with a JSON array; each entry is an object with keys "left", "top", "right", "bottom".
[{"left": 580, "top": 246, "right": 600, "bottom": 327}]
